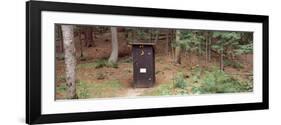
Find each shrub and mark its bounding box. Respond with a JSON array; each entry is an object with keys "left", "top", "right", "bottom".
[
  {"left": 198, "top": 68, "right": 252, "bottom": 94},
  {"left": 76, "top": 81, "right": 90, "bottom": 99},
  {"left": 189, "top": 66, "right": 202, "bottom": 83},
  {"left": 224, "top": 60, "right": 244, "bottom": 69},
  {"left": 94, "top": 59, "right": 108, "bottom": 69},
  {"left": 173, "top": 72, "right": 188, "bottom": 89}
]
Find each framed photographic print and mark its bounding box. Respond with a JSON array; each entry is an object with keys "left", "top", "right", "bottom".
[{"left": 26, "top": 1, "right": 269, "bottom": 124}]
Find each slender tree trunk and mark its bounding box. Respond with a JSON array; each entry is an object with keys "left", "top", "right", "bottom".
[
  {"left": 175, "top": 47, "right": 181, "bottom": 64},
  {"left": 208, "top": 32, "right": 212, "bottom": 62},
  {"left": 174, "top": 30, "right": 181, "bottom": 64},
  {"left": 220, "top": 50, "right": 224, "bottom": 71},
  {"left": 171, "top": 46, "right": 175, "bottom": 62},
  {"left": 205, "top": 32, "right": 208, "bottom": 64},
  {"left": 166, "top": 30, "right": 170, "bottom": 54},
  {"left": 189, "top": 51, "right": 192, "bottom": 65},
  {"left": 58, "top": 25, "right": 64, "bottom": 53},
  {"left": 84, "top": 27, "right": 94, "bottom": 47},
  {"left": 61, "top": 25, "right": 77, "bottom": 99},
  {"left": 108, "top": 27, "right": 118, "bottom": 63},
  {"left": 154, "top": 31, "right": 159, "bottom": 44},
  {"left": 55, "top": 25, "right": 64, "bottom": 53},
  {"left": 150, "top": 29, "right": 153, "bottom": 43},
  {"left": 78, "top": 28, "right": 84, "bottom": 58},
  {"left": 199, "top": 41, "right": 201, "bottom": 56},
  {"left": 171, "top": 30, "right": 174, "bottom": 59}
]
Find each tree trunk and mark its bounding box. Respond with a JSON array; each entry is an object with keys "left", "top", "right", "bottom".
[
  {"left": 175, "top": 47, "right": 181, "bottom": 64},
  {"left": 220, "top": 50, "right": 224, "bottom": 71},
  {"left": 108, "top": 27, "right": 118, "bottom": 64},
  {"left": 61, "top": 25, "right": 77, "bottom": 99},
  {"left": 84, "top": 27, "right": 94, "bottom": 47},
  {"left": 166, "top": 30, "right": 171, "bottom": 55},
  {"left": 58, "top": 25, "right": 64, "bottom": 53},
  {"left": 55, "top": 25, "right": 64, "bottom": 53},
  {"left": 205, "top": 32, "right": 208, "bottom": 64},
  {"left": 154, "top": 31, "right": 159, "bottom": 44},
  {"left": 150, "top": 30, "right": 153, "bottom": 43},
  {"left": 174, "top": 30, "right": 181, "bottom": 64},
  {"left": 78, "top": 28, "right": 84, "bottom": 58},
  {"left": 208, "top": 32, "right": 212, "bottom": 62}
]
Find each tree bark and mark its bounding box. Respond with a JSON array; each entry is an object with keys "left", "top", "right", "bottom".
[
  {"left": 175, "top": 47, "right": 181, "bottom": 64},
  {"left": 79, "top": 32, "right": 84, "bottom": 58},
  {"left": 55, "top": 25, "right": 64, "bottom": 53},
  {"left": 78, "top": 28, "right": 84, "bottom": 58},
  {"left": 61, "top": 25, "right": 77, "bottom": 99},
  {"left": 205, "top": 32, "right": 208, "bottom": 63},
  {"left": 58, "top": 25, "right": 64, "bottom": 53},
  {"left": 84, "top": 27, "right": 94, "bottom": 47},
  {"left": 208, "top": 32, "right": 212, "bottom": 62},
  {"left": 108, "top": 27, "right": 119, "bottom": 64},
  {"left": 220, "top": 50, "right": 224, "bottom": 71},
  {"left": 166, "top": 30, "right": 170, "bottom": 55},
  {"left": 174, "top": 30, "right": 181, "bottom": 64},
  {"left": 154, "top": 31, "right": 159, "bottom": 44}
]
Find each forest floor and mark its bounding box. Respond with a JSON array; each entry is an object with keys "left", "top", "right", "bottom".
[
  {"left": 55, "top": 53, "right": 253, "bottom": 100},
  {"left": 55, "top": 32, "right": 253, "bottom": 100}
]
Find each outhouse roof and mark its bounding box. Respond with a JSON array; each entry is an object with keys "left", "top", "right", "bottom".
[{"left": 129, "top": 42, "right": 156, "bottom": 46}]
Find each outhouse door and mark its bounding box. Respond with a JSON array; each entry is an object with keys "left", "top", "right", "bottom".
[{"left": 132, "top": 43, "right": 155, "bottom": 88}]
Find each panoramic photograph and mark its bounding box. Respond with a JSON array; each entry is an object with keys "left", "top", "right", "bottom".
[{"left": 55, "top": 24, "right": 253, "bottom": 100}]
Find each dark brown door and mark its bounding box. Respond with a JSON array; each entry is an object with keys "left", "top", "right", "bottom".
[{"left": 132, "top": 45, "right": 155, "bottom": 88}]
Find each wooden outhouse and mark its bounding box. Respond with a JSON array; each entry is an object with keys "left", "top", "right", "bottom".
[{"left": 131, "top": 43, "right": 155, "bottom": 88}]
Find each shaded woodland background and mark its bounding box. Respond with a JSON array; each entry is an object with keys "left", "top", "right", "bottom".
[{"left": 55, "top": 24, "right": 253, "bottom": 100}]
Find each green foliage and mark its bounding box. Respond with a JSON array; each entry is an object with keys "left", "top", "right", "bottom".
[
  {"left": 173, "top": 72, "right": 188, "bottom": 89},
  {"left": 141, "top": 66, "right": 252, "bottom": 96},
  {"left": 190, "top": 65, "right": 202, "bottom": 83},
  {"left": 211, "top": 31, "right": 253, "bottom": 57},
  {"left": 126, "top": 29, "right": 253, "bottom": 59},
  {"left": 175, "top": 30, "right": 205, "bottom": 54},
  {"left": 78, "top": 59, "right": 118, "bottom": 69},
  {"left": 94, "top": 59, "right": 108, "bottom": 68},
  {"left": 107, "top": 62, "right": 118, "bottom": 68},
  {"left": 197, "top": 68, "right": 252, "bottom": 94},
  {"left": 212, "top": 32, "right": 241, "bottom": 52},
  {"left": 125, "top": 28, "right": 159, "bottom": 43},
  {"left": 235, "top": 42, "right": 253, "bottom": 55},
  {"left": 224, "top": 60, "right": 244, "bottom": 69},
  {"left": 77, "top": 81, "right": 90, "bottom": 99},
  {"left": 56, "top": 84, "right": 67, "bottom": 93}
]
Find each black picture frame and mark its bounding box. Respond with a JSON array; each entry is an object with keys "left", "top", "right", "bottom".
[{"left": 26, "top": 1, "right": 269, "bottom": 124}]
